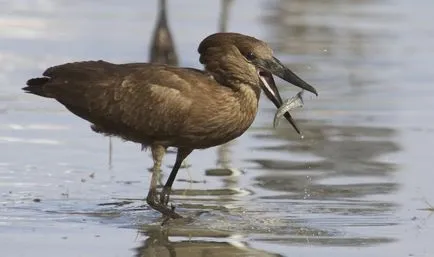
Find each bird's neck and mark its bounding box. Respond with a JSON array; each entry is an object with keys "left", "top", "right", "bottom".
[
  {"left": 211, "top": 71, "right": 261, "bottom": 97},
  {"left": 209, "top": 72, "right": 261, "bottom": 117},
  {"left": 205, "top": 66, "right": 261, "bottom": 117},
  {"left": 236, "top": 82, "right": 260, "bottom": 106},
  {"left": 233, "top": 83, "right": 260, "bottom": 121}
]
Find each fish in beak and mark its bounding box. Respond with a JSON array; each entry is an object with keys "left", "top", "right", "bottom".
[{"left": 256, "top": 56, "right": 318, "bottom": 135}]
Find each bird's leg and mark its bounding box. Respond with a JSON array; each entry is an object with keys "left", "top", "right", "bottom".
[
  {"left": 146, "top": 145, "right": 165, "bottom": 205},
  {"left": 146, "top": 145, "right": 182, "bottom": 219},
  {"left": 160, "top": 148, "right": 193, "bottom": 206}
]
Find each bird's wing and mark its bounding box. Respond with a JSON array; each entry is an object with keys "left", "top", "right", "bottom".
[
  {"left": 113, "top": 66, "right": 194, "bottom": 138},
  {"left": 35, "top": 61, "right": 195, "bottom": 141}
]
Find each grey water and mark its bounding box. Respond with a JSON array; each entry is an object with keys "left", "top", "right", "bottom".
[{"left": 1, "top": 0, "right": 434, "bottom": 256}]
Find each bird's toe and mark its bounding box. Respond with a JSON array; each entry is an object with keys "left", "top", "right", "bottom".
[{"left": 159, "top": 186, "right": 172, "bottom": 206}]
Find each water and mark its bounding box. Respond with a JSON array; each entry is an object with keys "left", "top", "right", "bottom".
[{"left": 1, "top": 0, "right": 434, "bottom": 256}]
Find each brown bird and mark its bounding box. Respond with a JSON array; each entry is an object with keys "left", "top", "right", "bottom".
[
  {"left": 149, "top": 0, "right": 178, "bottom": 66},
  {"left": 23, "top": 32, "right": 318, "bottom": 219}
]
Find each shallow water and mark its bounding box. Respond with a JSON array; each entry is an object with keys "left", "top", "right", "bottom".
[{"left": 1, "top": 0, "right": 434, "bottom": 256}]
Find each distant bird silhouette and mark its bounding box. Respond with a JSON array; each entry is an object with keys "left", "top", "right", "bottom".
[{"left": 149, "top": 0, "right": 178, "bottom": 66}]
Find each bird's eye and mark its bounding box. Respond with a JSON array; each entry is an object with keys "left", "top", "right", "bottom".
[{"left": 245, "top": 52, "right": 255, "bottom": 61}]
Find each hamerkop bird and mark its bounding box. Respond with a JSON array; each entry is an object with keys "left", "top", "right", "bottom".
[{"left": 23, "top": 32, "right": 318, "bottom": 219}]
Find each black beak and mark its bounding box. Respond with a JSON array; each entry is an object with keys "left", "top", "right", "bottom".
[
  {"left": 262, "top": 57, "right": 318, "bottom": 96},
  {"left": 259, "top": 71, "right": 302, "bottom": 134},
  {"left": 257, "top": 56, "right": 317, "bottom": 135}
]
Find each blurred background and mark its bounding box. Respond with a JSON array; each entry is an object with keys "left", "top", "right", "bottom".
[{"left": 1, "top": 0, "right": 434, "bottom": 256}]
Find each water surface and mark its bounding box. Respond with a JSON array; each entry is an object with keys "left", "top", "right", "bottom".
[{"left": 1, "top": 0, "right": 434, "bottom": 256}]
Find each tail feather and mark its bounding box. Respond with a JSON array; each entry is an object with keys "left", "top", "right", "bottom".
[{"left": 23, "top": 77, "right": 51, "bottom": 98}]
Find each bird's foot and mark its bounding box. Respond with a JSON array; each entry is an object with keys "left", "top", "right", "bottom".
[
  {"left": 161, "top": 204, "right": 178, "bottom": 226},
  {"left": 146, "top": 189, "right": 182, "bottom": 220},
  {"left": 159, "top": 186, "right": 172, "bottom": 206}
]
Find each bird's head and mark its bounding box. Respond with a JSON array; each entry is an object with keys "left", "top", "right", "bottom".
[{"left": 198, "top": 32, "right": 318, "bottom": 134}]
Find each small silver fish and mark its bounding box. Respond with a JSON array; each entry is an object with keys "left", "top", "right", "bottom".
[{"left": 273, "top": 90, "right": 304, "bottom": 129}]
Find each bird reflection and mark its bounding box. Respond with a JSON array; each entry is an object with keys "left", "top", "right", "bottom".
[
  {"left": 218, "top": 0, "right": 234, "bottom": 33},
  {"left": 149, "top": 0, "right": 178, "bottom": 66},
  {"left": 134, "top": 226, "right": 282, "bottom": 257}
]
